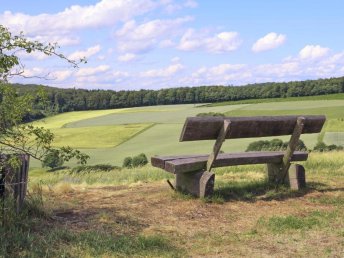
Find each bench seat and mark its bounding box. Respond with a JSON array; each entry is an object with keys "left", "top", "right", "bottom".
[{"left": 152, "top": 151, "right": 308, "bottom": 174}]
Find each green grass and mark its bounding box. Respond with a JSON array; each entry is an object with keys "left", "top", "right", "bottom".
[
  {"left": 29, "top": 165, "right": 173, "bottom": 187},
  {"left": 50, "top": 123, "right": 153, "bottom": 148},
  {"left": 28, "top": 99, "right": 344, "bottom": 167},
  {"left": 0, "top": 204, "right": 182, "bottom": 257},
  {"left": 32, "top": 109, "right": 128, "bottom": 129},
  {"left": 204, "top": 93, "right": 344, "bottom": 107},
  {"left": 323, "top": 132, "right": 344, "bottom": 146},
  {"left": 258, "top": 210, "right": 339, "bottom": 233},
  {"left": 325, "top": 118, "right": 344, "bottom": 132},
  {"left": 5, "top": 151, "right": 344, "bottom": 257}
]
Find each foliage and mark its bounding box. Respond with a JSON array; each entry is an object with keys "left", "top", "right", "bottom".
[
  {"left": 122, "top": 153, "right": 148, "bottom": 168},
  {"left": 313, "top": 141, "right": 343, "bottom": 152},
  {"left": 132, "top": 153, "right": 148, "bottom": 167},
  {"left": 196, "top": 112, "right": 225, "bottom": 117},
  {"left": 10, "top": 76, "right": 344, "bottom": 115},
  {"left": 246, "top": 139, "right": 307, "bottom": 152},
  {"left": 42, "top": 149, "right": 64, "bottom": 169},
  {"left": 0, "top": 25, "right": 89, "bottom": 167},
  {"left": 122, "top": 157, "right": 133, "bottom": 168}
]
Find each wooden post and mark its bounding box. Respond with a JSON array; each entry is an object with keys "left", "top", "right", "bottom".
[
  {"left": 279, "top": 116, "right": 305, "bottom": 184},
  {"left": 206, "top": 119, "right": 231, "bottom": 172},
  {"left": 288, "top": 164, "right": 306, "bottom": 190},
  {"left": 1, "top": 154, "right": 30, "bottom": 213},
  {"left": 175, "top": 170, "right": 215, "bottom": 197}
]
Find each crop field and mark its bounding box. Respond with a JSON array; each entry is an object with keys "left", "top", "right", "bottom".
[{"left": 29, "top": 99, "right": 344, "bottom": 167}]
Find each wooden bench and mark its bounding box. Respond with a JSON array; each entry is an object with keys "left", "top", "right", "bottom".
[{"left": 151, "top": 115, "right": 326, "bottom": 197}]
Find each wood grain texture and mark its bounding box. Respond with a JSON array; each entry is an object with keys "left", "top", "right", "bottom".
[
  {"left": 180, "top": 115, "right": 326, "bottom": 141},
  {"left": 207, "top": 119, "right": 231, "bottom": 171},
  {"left": 153, "top": 151, "right": 308, "bottom": 174},
  {"left": 280, "top": 116, "right": 305, "bottom": 183}
]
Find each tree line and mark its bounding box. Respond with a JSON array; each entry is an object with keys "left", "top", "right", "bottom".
[{"left": 7, "top": 76, "right": 344, "bottom": 120}]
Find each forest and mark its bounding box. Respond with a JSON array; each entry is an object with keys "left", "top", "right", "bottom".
[{"left": 7, "top": 76, "right": 344, "bottom": 120}]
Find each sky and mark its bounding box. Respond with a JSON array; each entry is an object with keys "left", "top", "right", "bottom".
[{"left": 1, "top": 0, "right": 344, "bottom": 90}]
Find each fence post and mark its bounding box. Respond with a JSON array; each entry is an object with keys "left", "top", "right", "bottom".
[{"left": 0, "top": 154, "right": 30, "bottom": 213}]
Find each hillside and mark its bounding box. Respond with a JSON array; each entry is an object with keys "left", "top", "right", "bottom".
[
  {"left": 9, "top": 76, "right": 344, "bottom": 118},
  {"left": 29, "top": 98, "right": 344, "bottom": 168}
]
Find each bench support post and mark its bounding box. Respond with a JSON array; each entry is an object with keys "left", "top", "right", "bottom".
[
  {"left": 206, "top": 119, "right": 231, "bottom": 172},
  {"left": 266, "top": 163, "right": 306, "bottom": 190},
  {"left": 175, "top": 170, "right": 215, "bottom": 198},
  {"left": 279, "top": 116, "right": 305, "bottom": 184}
]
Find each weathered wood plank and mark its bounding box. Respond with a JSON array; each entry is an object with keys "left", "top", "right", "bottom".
[
  {"left": 151, "top": 154, "right": 208, "bottom": 169},
  {"left": 161, "top": 151, "right": 308, "bottom": 174},
  {"left": 180, "top": 115, "right": 326, "bottom": 141},
  {"left": 206, "top": 119, "right": 231, "bottom": 171}
]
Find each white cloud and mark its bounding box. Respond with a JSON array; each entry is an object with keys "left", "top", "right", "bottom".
[
  {"left": 68, "top": 45, "right": 101, "bottom": 60},
  {"left": 117, "top": 53, "right": 137, "bottom": 62},
  {"left": 178, "top": 29, "right": 242, "bottom": 53},
  {"left": 21, "top": 67, "right": 45, "bottom": 78},
  {"left": 184, "top": 0, "right": 198, "bottom": 8},
  {"left": 116, "top": 16, "right": 193, "bottom": 54},
  {"left": 252, "top": 32, "right": 286, "bottom": 52},
  {"left": 17, "top": 50, "right": 49, "bottom": 60},
  {"left": 0, "top": 0, "right": 157, "bottom": 34},
  {"left": 140, "top": 63, "right": 184, "bottom": 77},
  {"left": 76, "top": 65, "right": 110, "bottom": 77},
  {"left": 299, "top": 45, "right": 330, "bottom": 60},
  {"left": 50, "top": 70, "right": 73, "bottom": 81}
]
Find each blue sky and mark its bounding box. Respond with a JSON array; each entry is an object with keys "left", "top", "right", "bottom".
[{"left": 1, "top": 0, "right": 344, "bottom": 90}]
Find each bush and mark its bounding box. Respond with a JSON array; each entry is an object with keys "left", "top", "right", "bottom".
[
  {"left": 196, "top": 112, "right": 225, "bottom": 117},
  {"left": 122, "top": 157, "right": 133, "bottom": 168},
  {"left": 313, "top": 141, "right": 343, "bottom": 152},
  {"left": 246, "top": 139, "right": 307, "bottom": 152},
  {"left": 42, "top": 149, "right": 64, "bottom": 169},
  {"left": 132, "top": 153, "right": 148, "bottom": 167},
  {"left": 122, "top": 153, "right": 148, "bottom": 168},
  {"left": 71, "top": 164, "right": 121, "bottom": 173}
]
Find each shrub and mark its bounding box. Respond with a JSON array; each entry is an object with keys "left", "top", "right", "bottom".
[
  {"left": 196, "top": 112, "right": 225, "bottom": 117},
  {"left": 132, "top": 153, "right": 148, "bottom": 167},
  {"left": 313, "top": 141, "right": 343, "bottom": 152},
  {"left": 122, "top": 153, "right": 148, "bottom": 168},
  {"left": 42, "top": 149, "right": 64, "bottom": 169},
  {"left": 71, "top": 164, "right": 120, "bottom": 173},
  {"left": 246, "top": 139, "right": 307, "bottom": 152},
  {"left": 122, "top": 157, "right": 133, "bottom": 168}
]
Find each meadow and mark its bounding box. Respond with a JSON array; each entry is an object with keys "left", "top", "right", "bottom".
[
  {"left": 2, "top": 97, "right": 344, "bottom": 257},
  {"left": 2, "top": 152, "right": 343, "bottom": 257},
  {"left": 29, "top": 98, "right": 344, "bottom": 167}
]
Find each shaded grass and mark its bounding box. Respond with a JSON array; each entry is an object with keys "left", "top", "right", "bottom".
[{"left": 1, "top": 216, "right": 182, "bottom": 258}]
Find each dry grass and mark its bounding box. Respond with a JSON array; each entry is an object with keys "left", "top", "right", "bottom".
[{"left": 32, "top": 157, "right": 344, "bottom": 257}]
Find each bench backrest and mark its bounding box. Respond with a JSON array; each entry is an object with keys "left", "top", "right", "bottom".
[{"left": 180, "top": 115, "right": 326, "bottom": 141}]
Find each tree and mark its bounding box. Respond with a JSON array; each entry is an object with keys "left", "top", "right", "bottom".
[
  {"left": 0, "top": 25, "right": 89, "bottom": 168},
  {"left": 42, "top": 149, "right": 64, "bottom": 169}
]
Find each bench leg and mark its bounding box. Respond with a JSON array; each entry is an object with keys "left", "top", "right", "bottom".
[
  {"left": 288, "top": 164, "right": 306, "bottom": 190},
  {"left": 175, "top": 170, "right": 215, "bottom": 198},
  {"left": 266, "top": 163, "right": 306, "bottom": 190}
]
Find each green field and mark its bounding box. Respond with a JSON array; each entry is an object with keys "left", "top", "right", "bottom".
[{"left": 29, "top": 99, "right": 344, "bottom": 167}]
